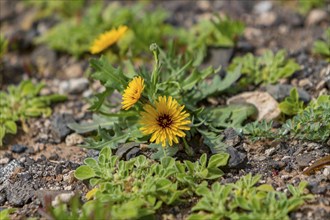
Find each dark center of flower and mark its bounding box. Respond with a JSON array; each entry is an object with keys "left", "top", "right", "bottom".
[{"left": 157, "top": 114, "right": 173, "bottom": 128}]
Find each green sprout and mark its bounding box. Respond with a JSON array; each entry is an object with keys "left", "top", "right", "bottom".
[{"left": 313, "top": 28, "right": 330, "bottom": 62}]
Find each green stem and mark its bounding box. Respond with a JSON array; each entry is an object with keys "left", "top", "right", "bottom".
[
  {"left": 182, "top": 138, "right": 194, "bottom": 157},
  {"left": 163, "top": 145, "right": 167, "bottom": 157},
  {"left": 98, "top": 110, "right": 136, "bottom": 117},
  {"left": 150, "top": 43, "right": 160, "bottom": 97}
]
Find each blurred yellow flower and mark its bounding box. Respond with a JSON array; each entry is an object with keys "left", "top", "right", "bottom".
[
  {"left": 140, "top": 96, "right": 191, "bottom": 147},
  {"left": 85, "top": 188, "right": 98, "bottom": 200},
  {"left": 90, "top": 25, "right": 128, "bottom": 54},
  {"left": 121, "top": 76, "right": 145, "bottom": 110}
]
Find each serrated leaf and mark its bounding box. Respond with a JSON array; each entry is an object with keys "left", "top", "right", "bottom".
[
  {"left": 90, "top": 57, "right": 126, "bottom": 92},
  {"left": 191, "top": 65, "right": 241, "bottom": 103},
  {"left": 206, "top": 104, "right": 257, "bottom": 128},
  {"left": 68, "top": 114, "right": 119, "bottom": 134}
]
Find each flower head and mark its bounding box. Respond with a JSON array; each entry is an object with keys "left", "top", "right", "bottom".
[
  {"left": 90, "top": 25, "right": 128, "bottom": 54},
  {"left": 122, "top": 76, "right": 145, "bottom": 110},
  {"left": 140, "top": 96, "right": 191, "bottom": 147}
]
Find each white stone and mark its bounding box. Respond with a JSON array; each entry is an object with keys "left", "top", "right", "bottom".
[
  {"left": 52, "top": 192, "right": 75, "bottom": 207},
  {"left": 323, "top": 166, "right": 330, "bottom": 177},
  {"left": 306, "top": 9, "right": 328, "bottom": 26},
  {"left": 254, "top": 1, "right": 272, "bottom": 14},
  {"left": 65, "top": 133, "right": 84, "bottom": 146}
]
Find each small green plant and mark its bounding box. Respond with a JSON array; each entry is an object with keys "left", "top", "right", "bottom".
[
  {"left": 279, "top": 87, "right": 305, "bottom": 116},
  {"left": 24, "top": 0, "right": 85, "bottom": 18},
  {"left": 228, "top": 49, "right": 300, "bottom": 86},
  {"left": 281, "top": 95, "right": 330, "bottom": 142},
  {"left": 35, "top": 1, "right": 245, "bottom": 64},
  {"left": 298, "top": 0, "right": 325, "bottom": 14},
  {"left": 0, "top": 35, "right": 8, "bottom": 60},
  {"left": 35, "top": 2, "right": 183, "bottom": 59},
  {"left": 313, "top": 28, "right": 330, "bottom": 62},
  {"left": 0, "top": 208, "right": 16, "bottom": 220},
  {"left": 0, "top": 80, "right": 66, "bottom": 146},
  {"left": 71, "top": 146, "right": 230, "bottom": 219},
  {"left": 68, "top": 44, "right": 255, "bottom": 154},
  {"left": 188, "top": 174, "right": 313, "bottom": 220},
  {"left": 185, "top": 15, "right": 245, "bottom": 65},
  {"left": 244, "top": 120, "right": 275, "bottom": 141},
  {"left": 245, "top": 95, "right": 330, "bottom": 142}
]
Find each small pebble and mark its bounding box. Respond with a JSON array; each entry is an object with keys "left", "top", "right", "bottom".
[
  {"left": 281, "top": 175, "right": 290, "bottom": 180},
  {"left": 254, "top": 1, "right": 272, "bottom": 14},
  {"left": 0, "top": 158, "right": 10, "bottom": 164},
  {"left": 265, "top": 147, "right": 276, "bottom": 156},
  {"left": 64, "top": 185, "right": 72, "bottom": 191},
  {"left": 63, "top": 171, "right": 75, "bottom": 184},
  {"left": 65, "top": 133, "right": 84, "bottom": 146},
  {"left": 281, "top": 156, "right": 291, "bottom": 161},
  {"left": 323, "top": 166, "right": 330, "bottom": 178},
  {"left": 306, "top": 9, "right": 328, "bottom": 26},
  {"left": 52, "top": 192, "right": 75, "bottom": 207},
  {"left": 11, "top": 144, "right": 28, "bottom": 154}
]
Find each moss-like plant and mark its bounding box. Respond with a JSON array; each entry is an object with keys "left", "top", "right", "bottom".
[
  {"left": 0, "top": 80, "right": 66, "bottom": 146},
  {"left": 228, "top": 49, "right": 300, "bottom": 86},
  {"left": 279, "top": 88, "right": 305, "bottom": 116},
  {"left": 188, "top": 174, "right": 313, "bottom": 220},
  {"left": 245, "top": 95, "right": 330, "bottom": 143}
]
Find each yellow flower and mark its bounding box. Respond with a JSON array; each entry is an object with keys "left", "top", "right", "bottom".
[
  {"left": 85, "top": 188, "right": 98, "bottom": 200},
  {"left": 121, "top": 76, "right": 145, "bottom": 110},
  {"left": 140, "top": 96, "right": 191, "bottom": 147},
  {"left": 90, "top": 25, "right": 128, "bottom": 54}
]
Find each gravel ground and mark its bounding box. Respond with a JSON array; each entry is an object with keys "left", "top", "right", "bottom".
[{"left": 0, "top": 0, "right": 329, "bottom": 219}]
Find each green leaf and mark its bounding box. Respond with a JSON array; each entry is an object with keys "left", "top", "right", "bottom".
[
  {"left": 0, "top": 126, "right": 5, "bottom": 146},
  {"left": 207, "top": 104, "right": 257, "bottom": 128},
  {"left": 4, "top": 121, "right": 17, "bottom": 134},
  {"left": 161, "top": 157, "right": 175, "bottom": 169},
  {"left": 68, "top": 114, "right": 119, "bottom": 134},
  {"left": 199, "top": 154, "right": 207, "bottom": 168},
  {"left": 279, "top": 88, "right": 304, "bottom": 116},
  {"left": 182, "top": 65, "right": 219, "bottom": 91},
  {"left": 257, "top": 184, "right": 275, "bottom": 192},
  {"left": 84, "top": 158, "right": 99, "bottom": 170},
  {"left": 0, "top": 208, "right": 16, "bottom": 220},
  {"left": 74, "top": 165, "right": 96, "bottom": 180},
  {"left": 197, "top": 129, "right": 228, "bottom": 154},
  {"left": 208, "top": 153, "right": 230, "bottom": 168},
  {"left": 190, "top": 65, "right": 241, "bottom": 103},
  {"left": 90, "top": 57, "right": 127, "bottom": 92}
]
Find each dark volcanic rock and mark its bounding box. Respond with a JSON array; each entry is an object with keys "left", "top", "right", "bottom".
[
  {"left": 266, "top": 84, "right": 311, "bottom": 102},
  {"left": 226, "top": 146, "right": 248, "bottom": 169},
  {"left": 126, "top": 147, "right": 141, "bottom": 160},
  {"left": 308, "top": 180, "right": 327, "bottom": 194},
  {"left": 203, "top": 47, "right": 234, "bottom": 68},
  {"left": 11, "top": 144, "right": 28, "bottom": 154},
  {"left": 0, "top": 193, "right": 6, "bottom": 205},
  {"left": 0, "top": 159, "right": 21, "bottom": 184},
  {"left": 116, "top": 142, "right": 139, "bottom": 159},
  {"left": 51, "top": 113, "right": 75, "bottom": 143},
  {"left": 296, "top": 154, "right": 313, "bottom": 169},
  {"left": 224, "top": 128, "right": 241, "bottom": 147},
  {"left": 5, "top": 180, "right": 34, "bottom": 207}
]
